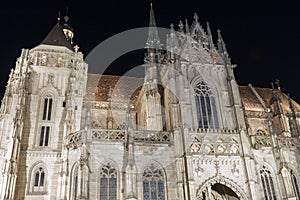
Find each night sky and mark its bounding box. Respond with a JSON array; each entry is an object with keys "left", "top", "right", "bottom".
[{"left": 0, "top": 0, "right": 300, "bottom": 102}]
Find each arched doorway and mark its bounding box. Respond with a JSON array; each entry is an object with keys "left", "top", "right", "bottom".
[
  {"left": 212, "top": 183, "right": 239, "bottom": 199},
  {"left": 199, "top": 183, "right": 239, "bottom": 199},
  {"left": 197, "top": 176, "right": 248, "bottom": 200}
]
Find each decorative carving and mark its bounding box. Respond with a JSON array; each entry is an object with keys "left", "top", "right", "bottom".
[
  {"left": 189, "top": 132, "right": 241, "bottom": 155},
  {"left": 251, "top": 135, "right": 272, "bottom": 149}
]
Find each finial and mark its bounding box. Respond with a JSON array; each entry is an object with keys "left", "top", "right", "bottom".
[
  {"left": 217, "top": 29, "right": 221, "bottom": 37},
  {"left": 150, "top": 2, "right": 153, "bottom": 9},
  {"left": 275, "top": 79, "right": 281, "bottom": 91},
  {"left": 57, "top": 11, "right": 61, "bottom": 22},
  {"left": 271, "top": 82, "right": 275, "bottom": 90},
  {"left": 170, "top": 23, "right": 174, "bottom": 30},
  {"left": 194, "top": 13, "right": 199, "bottom": 22},
  {"left": 185, "top": 19, "right": 190, "bottom": 33},
  {"left": 64, "top": 6, "right": 69, "bottom": 23},
  {"left": 178, "top": 20, "right": 184, "bottom": 31}
]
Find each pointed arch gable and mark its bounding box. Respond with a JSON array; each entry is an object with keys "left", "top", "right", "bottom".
[{"left": 196, "top": 175, "right": 248, "bottom": 200}]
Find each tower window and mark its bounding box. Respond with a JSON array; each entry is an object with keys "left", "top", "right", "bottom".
[
  {"left": 39, "top": 126, "right": 50, "bottom": 146},
  {"left": 42, "top": 96, "right": 53, "bottom": 121},
  {"left": 143, "top": 164, "right": 165, "bottom": 200},
  {"left": 33, "top": 167, "right": 46, "bottom": 192},
  {"left": 194, "top": 81, "right": 219, "bottom": 129},
  {"left": 260, "top": 166, "right": 277, "bottom": 200},
  {"left": 100, "top": 163, "right": 117, "bottom": 200}
]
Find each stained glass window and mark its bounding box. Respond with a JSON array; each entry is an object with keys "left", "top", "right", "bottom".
[
  {"left": 260, "top": 166, "right": 277, "bottom": 200},
  {"left": 194, "top": 81, "right": 219, "bottom": 129},
  {"left": 143, "top": 164, "right": 165, "bottom": 200},
  {"left": 100, "top": 163, "right": 117, "bottom": 200}
]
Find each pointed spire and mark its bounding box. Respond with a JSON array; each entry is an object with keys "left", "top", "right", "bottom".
[
  {"left": 206, "top": 22, "right": 214, "bottom": 49},
  {"left": 178, "top": 20, "right": 184, "bottom": 32},
  {"left": 217, "top": 29, "right": 231, "bottom": 64},
  {"left": 185, "top": 19, "right": 190, "bottom": 33},
  {"left": 275, "top": 79, "right": 281, "bottom": 91},
  {"left": 146, "top": 3, "right": 161, "bottom": 49},
  {"left": 57, "top": 11, "right": 61, "bottom": 22},
  {"left": 62, "top": 7, "right": 74, "bottom": 44},
  {"left": 194, "top": 13, "right": 199, "bottom": 23},
  {"left": 41, "top": 22, "right": 74, "bottom": 50}
]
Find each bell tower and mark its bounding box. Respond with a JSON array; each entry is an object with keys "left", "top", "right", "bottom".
[{"left": 0, "top": 15, "right": 88, "bottom": 199}]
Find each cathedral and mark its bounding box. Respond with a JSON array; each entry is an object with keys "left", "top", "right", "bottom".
[{"left": 0, "top": 5, "right": 300, "bottom": 200}]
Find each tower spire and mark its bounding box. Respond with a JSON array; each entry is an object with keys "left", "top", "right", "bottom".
[
  {"left": 146, "top": 3, "right": 161, "bottom": 49},
  {"left": 57, "top": 11, "right": 61, "bottom": 22},
  {"left": 62, "top": 7, "right": 74, "bottom": 44},
  {"left": 217, "top": 29, "right": 231, "bottom": 64}
]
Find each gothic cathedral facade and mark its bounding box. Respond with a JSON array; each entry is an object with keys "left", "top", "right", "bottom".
[{"left": 0, "top": 6, "right": 299, "bottom": 200}]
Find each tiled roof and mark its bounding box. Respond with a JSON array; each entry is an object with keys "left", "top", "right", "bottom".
[
  {"left": 239, "top": 86, "right": 300, "bottom": 112},
  {"left": 85, "top": 74, "right": 300, "bottom": 112},
  {"left": 85, "top": 74, "right": 144, "bottom": 103}
]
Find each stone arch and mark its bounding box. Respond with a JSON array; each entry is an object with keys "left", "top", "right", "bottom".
[{"left": 196, "top": 175, "right": 248, "bottom": 200}]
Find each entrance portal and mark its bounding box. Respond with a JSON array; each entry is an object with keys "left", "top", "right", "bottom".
[{"left": 201, "top": 183, "right": 240, "bottom": 200}]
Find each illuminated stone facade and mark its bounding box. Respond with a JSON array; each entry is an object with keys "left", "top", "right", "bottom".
[{"left": 0, "top": 7, "right": 299, "bottom": 200}]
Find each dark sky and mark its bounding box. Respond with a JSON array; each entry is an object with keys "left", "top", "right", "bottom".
[{"left": 0, "top": 0, "right": 300, "bottom": 102}]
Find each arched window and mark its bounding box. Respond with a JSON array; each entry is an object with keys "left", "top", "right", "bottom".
[
  {"left": 42, "top": 95, "right": 53, "bottom": 121},
  {"left": 39, "top": 126, "right": 50, "bottom": 146},
  {"left": 291, "top": 170, "right": 300, "bottom": 199},
  {"left": 260, "top": 166, "right": 277, "bottom": 200},
  {"left": 143, "top": 164, "right": 165, "bottom": 200},
  {"left": 100, "top": 163, "right": 117, "bottom": 200},
  {"left": 33, "top": 167, "right": 46, "bottom": 193},
  {"left": 194, "top": 81, "right": 219, "bottom": 129}
]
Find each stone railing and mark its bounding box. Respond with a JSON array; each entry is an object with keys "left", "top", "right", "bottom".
[
  {"left": 251, "top": 135, "right": 299, "bottom": 149},
  {"left": 91, "top": 129, "right": 125, "bottom": 141},
  {"left": 277, "top": 137, "right": 298, "bottom": 149},
  {"left": 133, "top": 130, "right": 170, "bottom": 144},
  {"left": 188, "top": 128, "right": 238, "bottom": 134},
  {"left": 66, "top": 129, "right": 171, "bottom": 149},
  {"left": 250, "top": 135, "right": 272, "bottom": 149}
]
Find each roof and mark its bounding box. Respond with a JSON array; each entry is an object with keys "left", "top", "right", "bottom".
[
  {"left": 85, "top": 74, "right": 144, "bottom": 103},
  {"left": 41, "top": 22, "right": 74, "bottom": 50},
  {"left": 239, "top": 86, "right": 300, "bottom": 112},
  {"left": 85, "top": 74, "right": 300, "bottom": 112}
]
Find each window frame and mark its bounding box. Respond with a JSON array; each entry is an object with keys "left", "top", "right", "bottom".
[
  {"left": 99, "top": 162, "right": 118, "bottom": 200},
  {"left": 29, "top": 164, "right": 48, "bottom": 195},
  {"left": 142, "top": 164, "right": 166, "bottom": 200},
  {"left": 260, "top": 165, "right": 277, "bottom": 200},
  {"left": 193, "top": 80, "right": 220, "bottom": 129}
]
